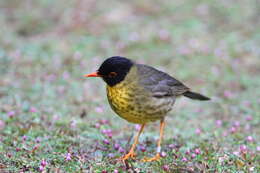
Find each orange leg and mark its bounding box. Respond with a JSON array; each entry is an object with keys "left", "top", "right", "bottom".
[
  {"left": 142, "top": 119, "right": 165, "bottom": 162},
  {"left": 119, "top": 124, "right": 145, "bottom": 161}
]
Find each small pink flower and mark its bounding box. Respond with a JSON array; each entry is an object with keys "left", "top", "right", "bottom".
[
  {"left": 57, "top": 86, "right": 65, "bottom": 94},
  {"left": 7, "top": 111, "right": 15, "bottom": 118},
  {"left": 178, "top": 46, "right": 192, "bottom": 55},
  {"left": 46, "top": 74, "right": 56, "bottom": 82},
  {"left": 103, "top": 139, "right": 110, "bottom": 145},
  {"left": 0, "top": 120, "right": 5, "bottom": 130},
  {"left": 194, "top": 148, "right": 201, "bottom": 155},
  {"left": 234, "top": 121, "right": 240, "bottom": 127},
  {"left": 30, "top": 107, "right": 37, "bottom": 113},
  {"left": 70, "top": 120, "right": 77, "bottom": 128},
  {"left": 95, "top": 123, "right": 101, "bottom": 128},
  {"left": 119, "top": 147, "right": 125, "bottom": 153},
  {"left": 101, "top": 129, "right": 112, "bottom": 138},
  {"left": 223, "top": 90, "right": 234, "bottom": 99},
  {"left": 191, "top": 153, "right": 196, "bottom": 159},
  {"left": 162, "top": 165, "right": 169, "bottom": 171},
  {"left": 52, "top": 114, "right": 60, "bottom": 121},
  {"left": 140, "top": 146, "right": 146, "bottom": 152},
  {"left": 95, "top": 107, "right": 104, "bottom": 113},
  {"left": 114, "top": 143, "right": 120, "bottom": 150},
  {"left": 135, "top": 124, "right": 141, "bottom": 131},
  {"left": 39, "top": 165, "right": 44, "bottom": 172},
  {"left": 240, "top": 145, "right": 247, "bottom": 153},
  {"left": 215, "top": 120, "right": 222, "bottom": 127},
  {"left": 182, "top": 157, "right": 188, "bottom": 162},
  {"left": 249, "top": 167, "right": 255, "bottom": 172},
  {"left": 222, "top": 131, "right": 228, "bottom": 137},
  {"left": 242, "top": 100, "right": 251, "bottom": 107},
  {"left": 63, "top": 71, "right": 70, "bottom": 80},
  {"left": 168, "top": 144, "right": 175, "bottom": 149},
  {"left": 194, "top": 108, "right": 203, "bottom": 113},
  {"left": 100, "top": 119, "right": 109, "bottom": 124},
  {"left": 66, "top": 153, "right": 72, "bottom": 161},
  {"left": 73, "top": 51, "right": 82, "bottom": 59},
  {"left": 22, "top": 135, "right": 27, "bottom": 141},
  {"left": 158, "top": 29, "right": 170, "bottom": 41},
  {"left": 106, "top": 129, "right": 112, "bottom": 133},
  {"left": 233, "top": 151, "right": 240, "bottom": 156},
  {"left": 160, "top": 151, "right": 167, "bottom": 157},
  {"left": 195, "top": 128, "right": 202, "bottom": 135},
  {"left": 107, "top": 133, "right": 112, "bottom": 138},
  {"left": 185, "top": 150, "right": 190, "bottom": 155},
  {"left": 246, "top": 136, "right": 254, "bottom": 142},
  {"left": 101, "top": 129, "right": 107, "bottom": 134},
  {"left": 256, "top": 146, "right": 260, "bottom": 152},
  {"left": 36, "top": 137, "right": 41, "bottom": 143},
  {"left": 229, "top": 127, "right": 237, "bottom": 133},
  {"left": 245, "top": 115, "right": 252, "bottom": 121},
  {"left": 244, "top": 124, "right": 251, "bottom": 130},
  {"left": 108, "top": 153, "right": 114, "bottom": 158},
  {"left": 41, "top": 160, "right": 47, "bottom": 167},
  {"left": 211, "top": 66, "right": 220, "bottom": 76},
  {"left": 114, "top": 170, "right": 119, "bottom": 173},
  {"left": 32, "top": 145, "right": 39, "bottom": 152},
  {"left": 116, "top": 42, "right": 126, "bottom": 50},
  {"left": 214, "top": 47, "right": 223, "bottom": 57}
]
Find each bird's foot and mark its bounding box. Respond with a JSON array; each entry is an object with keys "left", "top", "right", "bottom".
[
  {"left": 119, "top": 151, "right": 136, "bottom": 161},
  {"left": 141, "top": 153, "right": 161, "bottom": 162}
]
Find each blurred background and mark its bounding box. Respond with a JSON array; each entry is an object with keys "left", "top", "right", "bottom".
[{"left": 0, "top": 0, "right": 259, "bottom": 172}]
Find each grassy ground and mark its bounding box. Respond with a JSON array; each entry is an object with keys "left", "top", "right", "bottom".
[{"left": 0, "top": 0, "right": 259, "bottom": 172}]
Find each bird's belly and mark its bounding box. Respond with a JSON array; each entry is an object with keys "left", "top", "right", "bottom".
[{"left": 107, "top": 86, "right": 175, "bottom": 124}]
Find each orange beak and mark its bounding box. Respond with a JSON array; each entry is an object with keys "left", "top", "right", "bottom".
[{"left": 84, "top": 72, "right": 101, "bottom": 77}]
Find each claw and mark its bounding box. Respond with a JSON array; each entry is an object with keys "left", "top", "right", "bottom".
[
  {"left": 119, "top": 151, "right": 136, "bottom": 161},
  {"left": 141, "top": 153, "right": 161, "bottom": 162}
]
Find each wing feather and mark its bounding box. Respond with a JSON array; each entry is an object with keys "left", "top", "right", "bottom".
[{"left": 136, "top": 64, "right": 189, "bottom": 97}]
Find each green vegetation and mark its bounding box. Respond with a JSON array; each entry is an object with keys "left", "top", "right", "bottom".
[{"left": 0, "top": 0, "right": 259, "bottom": 172}]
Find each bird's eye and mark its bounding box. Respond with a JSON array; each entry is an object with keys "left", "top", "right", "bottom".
[{"left": 108, "top": 72, "right": 117, "bottom": 78}]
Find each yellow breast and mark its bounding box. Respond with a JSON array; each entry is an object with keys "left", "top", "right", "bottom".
[
  {"left": 107, "top": 83, "right": 131, "bottom": 113},
  {"left": 106, "top": 75, "right": 142, "bottom": 123},
  {"left": 106, "top": 66, "right": 174, "bottom": 124},
  {"left": 106, "top": 66, "right": 146, "bottom": 124}
]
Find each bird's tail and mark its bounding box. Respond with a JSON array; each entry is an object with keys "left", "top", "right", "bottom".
[{"left": 183, "top": 91, "right": 210, "bottom": 101}]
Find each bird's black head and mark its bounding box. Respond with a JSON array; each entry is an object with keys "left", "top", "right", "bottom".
[{"left": 97, "top": 56, "right": 134, "bottom": 86}]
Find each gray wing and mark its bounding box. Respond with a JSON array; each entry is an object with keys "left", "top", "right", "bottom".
[{"left": 136, "top": 64, "right": 189, "bottom": 97}]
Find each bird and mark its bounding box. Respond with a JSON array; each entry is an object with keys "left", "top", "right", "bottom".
[{"left": 84, "top": 56, "right": 210, "bottom": 162}]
